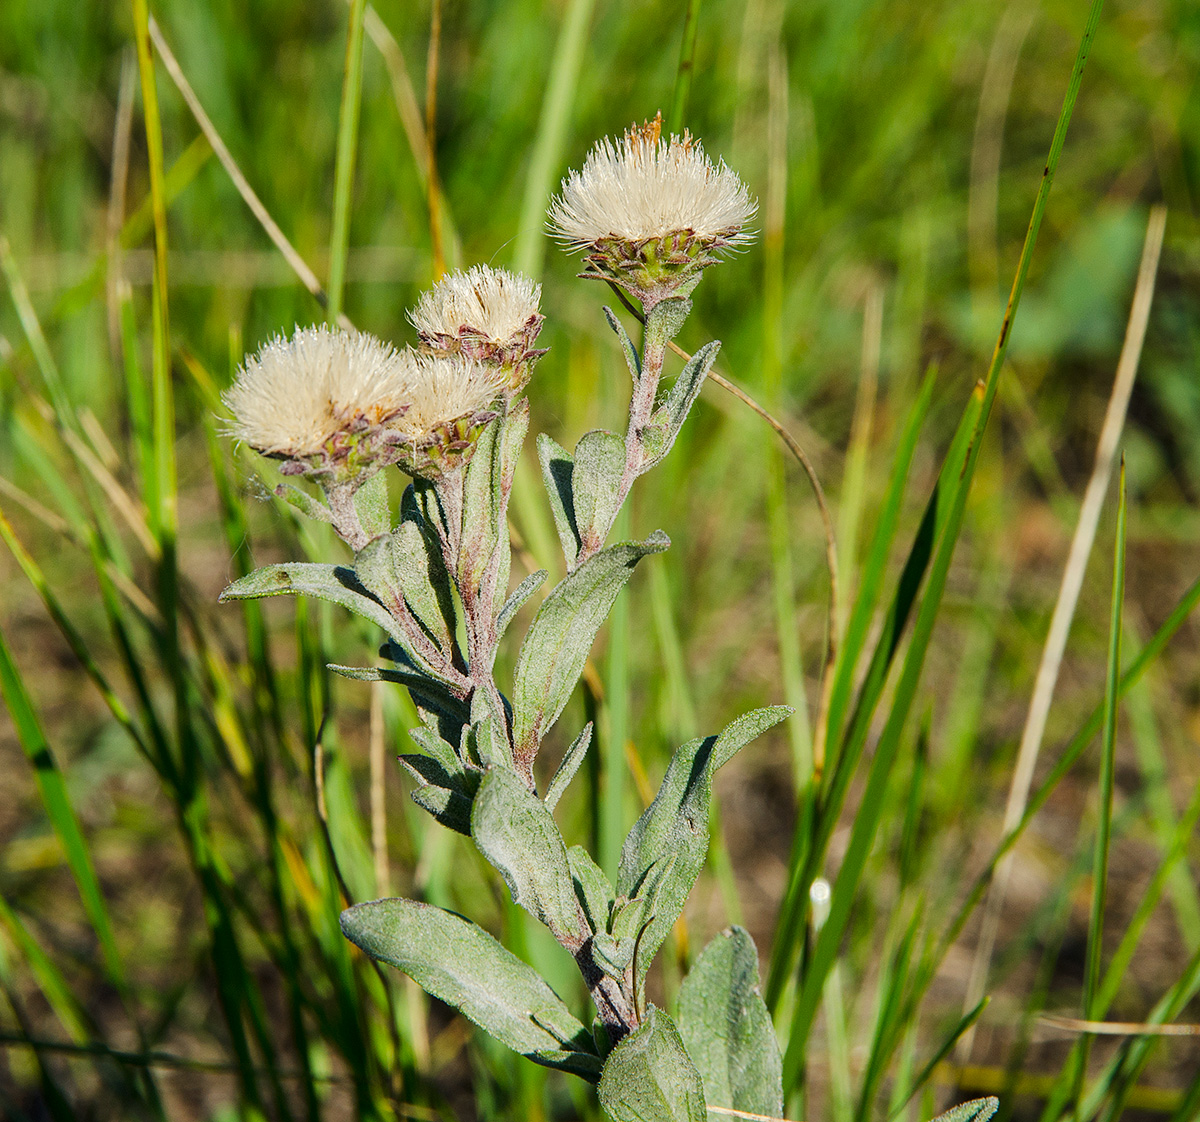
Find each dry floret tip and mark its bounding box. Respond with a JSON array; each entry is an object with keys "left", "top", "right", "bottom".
[
  {"left": 223, "top": 324, "right": 411, "bottom": 485},
  {"left": 548, "top": 113, "right": 756, "bottom": 310},
  {"left": 409, "top": 265, "right": 546, "bottom": 394}
]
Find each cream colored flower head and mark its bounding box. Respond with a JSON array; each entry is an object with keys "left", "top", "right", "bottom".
[
  {"left": 409, "top": 265, "right": 546, "bottom": 394},
  {"left": 224, "top": 325, "right": 409, "bottom": 465},
  {"left": 548, "top": 114, "right": 756, "bottom": 252},
  {"left": 385, "top": 349, "right": 502, "bottom": 478}
]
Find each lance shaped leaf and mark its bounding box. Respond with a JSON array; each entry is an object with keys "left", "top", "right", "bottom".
[
  {"left": 220, "top": 563, "right": 405, "bottom": 645},
  {"left": 545, "top": 723, "right": 593, "bottom": 811},
  {"left": 410, "top": 784, "right": 473, "bottom": 835},
  {"left": 930, "top": 1099, "right": 999, "bottom": 1122},
  {"left": 537, "top": 432, "right": 580, "bottom": 568},
  {"left": 641, "top": 341, "right": 721, "bottom": 471},
  {"left": 677, "top": 926, "right": 782, "bottom": 1118},
  {"left": 471, "top": 766, "right": 582, "bottom": 943},
  {"left": 567, "top": 844, "right": 613, "bottom": 936},
  {"left": 617, "top": 707, "right": 790, "bottom": 986},
  {"left": 603, "top": 306, "right": 641, "bottom": 384},
  {"left": 572, "top": 430, "right": 627, "bottom": 557},
  {"left": 340, "top": 898, "right": 600, "bottom": 1080},
  {"left": 391, "top": 516, "right": 458, "bottom": 654},
  {"left": 512, "top": 533, "right": 669, "bottom": 756},
  {"left": 408, "top": 726, "right": 468, "bottom": 785},
  {"left": 458, "top": 413, "right": 502, "bottom": 591},
  {"left": 353, "top": 471, "right": 391, "bottom": 538},
  {"left": 274, "top": 482, "right": 333, "bottom": 523},
  {"left": 497, "top": 569, "right": 547, "bottom": 640},
  {"left": 644, "top": 296, "right": 694, "bottom": 346},
  {"left": 597, "top": 1006, "right": 706, "bottom": 1122}
]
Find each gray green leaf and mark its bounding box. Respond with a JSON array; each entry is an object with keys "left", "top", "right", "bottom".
[
  {"left": 572, "top": 429, "right": 627, "bottom": 556},
  {"left": 340, "top": 898, "right": 600, "bottom": 1079},
  {"left": 930, "top": 1099, "right": 999, "bottom": 1122},
  {"left": 512, "top": 534, "right": 669, "bottom": 757},
  {"left": 641, "top": 341, "right": 721, "bottom": 471},
  {"left": 497, "top": 569, "right": 548, "bottom": 639},
  {"left": 274, "top": 482, "right": 333, "bottom": 523},
  {"left": 220, "top": 563, "right": 403, "bottom": 644},
  {"left": 471, "top": 765, "right": 582, "bottom": 943},
  {"left": 545, "top": 722, "right": 593, "bottom": 811},
  {"left": 597, "top": 1006, "right": 706, "bottom": 1122},
  {"left": 353, "top": 471, "right": 391, "bottom": 538},
  {"left": 603, "top": 305, "right": 641, "bottom": 384},
  {"left": 617, "top": 707, "right": 789, "bottom": 985},
  {"left": 677, "top": 926, "right": 783, "bottom": 1118},
  {"left": 568, "top": 844, "right": 613, "bottom": 935},
  {"left": 409, "top": 783, "right": 473, "bottom": 835},
  {"left": 537, "top": 432, "right": 579, "bottom": 567}
]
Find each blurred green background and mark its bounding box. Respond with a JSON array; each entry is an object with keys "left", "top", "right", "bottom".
[{"left": 2, "top": 0, "right": 1200, "bottom": 1119}]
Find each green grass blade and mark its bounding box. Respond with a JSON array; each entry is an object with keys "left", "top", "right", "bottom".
[
  {"left": 778, "top": 0, "right": 1107, "bottom": 1066},
  {"left": 887, "top": 997, "right": 989, "bottom": 1120},
  {"left": 512, "top": 0, "right": 596, "bottom": 278},
  {"left": 668, "top": 0, "right": 702, "bottom": 135},
  {"left": 328, "top": 0, "right": 368, "bottom": 322},
  {"left": 1071, "top": 461, "right": 1126, "bottom": 1112},
  {"left": 765, "top": 377, "right": 978, "bottom": 1013},
  {"left": 0, "top": 625, "right": 127, "bottom": 992}
]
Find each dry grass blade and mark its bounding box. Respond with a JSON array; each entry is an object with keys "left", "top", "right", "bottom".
[
  {"left": 706, "top": 1107, "right": 802, "bottom": 1122},
  {"left": 1038, "top": 1014, "right": 1200, "bottom": 1037},
  {"left": 957, "top": 202, "right": 1168, "bottom": 1061},
  {"left": 146, "top": 17, "right": 350, "bottom": 329}
]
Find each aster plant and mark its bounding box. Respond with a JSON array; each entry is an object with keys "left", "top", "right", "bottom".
[{"left": 220, "top": 123, "right": 995, "bottom": 1122}]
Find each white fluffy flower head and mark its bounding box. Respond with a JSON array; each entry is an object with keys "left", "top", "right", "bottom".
[
  {"left": 409, "top": 265, "right": 546, "bottom": 395},
  {"left": 223, "top": 325, "right": 408, "bottom": 461},
  {"left": 548, "top": 115, "right": 756, "bottom": 250},
  {"left": 410, "top": 266, "right": 541, "bottom": 347},
  {"left": 387, "top": 349, "right": 503, "bottom": 477}
]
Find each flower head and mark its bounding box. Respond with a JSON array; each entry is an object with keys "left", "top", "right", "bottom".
[
  {"left": 223, "top": 324, "right": 409, "bottom": 484},
  {"left": 548, "top": 114, "right": 756, "bottom": 308},
  {"left": 386, "top": 349, "right": 503, "bottom": 479},
  {"left": 409, "top": 265, "right": 546, "bottom": 394}
]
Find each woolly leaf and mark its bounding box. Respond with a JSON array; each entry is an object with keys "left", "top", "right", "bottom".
[
  {"left": 407, "top": 726, "right": 467, "bottom": 783},
  {"left": 497, "top": 569, "right": 547, "bottom": 639},
  {"left": 641, "top": 341, "right": 721, "bottom": 471},
  {"left": 677, "top": 926, "right": 782, "bottom": 1118},
  {"left": 471, "top": 766, "right": 582, "bottom": 943},
  {"left": 597, "top": 1006, "right": 706, "bottom": 1122},
  {"left": 340, "top": 898, "right": 600, "bottom": 1080},
  {"left": 221, "top": 563, "right": 402, "bottom": 643},
  {"left": 274, "top": 482, "right": 333, "bottom": 523},
  {"left": 391, "top": 517, "right": 458, "bottom": 655},
  {"left": 603, "top": 305, "right": 641, "bottom": 384},
  {"left": 409, "top": 783, "right": 473, "bottom": 835},
  {"left": 512, "top": 534, "right": 669, "bottom": 757},
  {"left": 545, "top": 722, "right": 593, "bottom": 811},
  {"left": 567, "top": 844, "right": 613, "bottom": 936},
  {"left": 644, "top": 296, "right": 693, "bottom": 346},
  {"left": 408, "top": 787, "right": 472, "bottom": 840},
  {"left": 537, "top": 433, "right": 579, "bottom": 568},
  {"left": 354, "top": 471, "right": 391, "bottom": 538},
  {"left": 617, "top": 707, "right": 789, "bottom": 986},
  {"left": 930, "top": 1099, "right": 999, "bottom": 1122},
  {"left": 572, "top": 429, "right": 627, "bottom": 558},
  {"left": 459, "top": 414, "right": 504, "bottom": 592}
]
